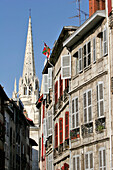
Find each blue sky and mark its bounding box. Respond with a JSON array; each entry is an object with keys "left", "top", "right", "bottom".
[{"left": 0, "top": 0, "right": 89, "bottom": 98}]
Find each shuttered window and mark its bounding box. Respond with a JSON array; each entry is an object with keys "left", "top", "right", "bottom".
[
  {"left": 93, "top": 37, "right": 96, "bottom": 63},
  {"left": 47, "top": 110, "right": 52, "bottom": 136},
  {"left": 59, "top": 118, "right": 63, "bottom": 144},
  {"left": 61, "top": 55, "right": 71, "bottom": 79},
  {"left": 65, "top": 79, "right": 69, "bottom": 89},
  {"left": 48, "top": 67, "right": 52, "bottom": 89},
  {"left": 43, "top": 118, "right": 47, "bottom": 144},
  {"left": 72, "top": 97, "right": 79, "bottom": 128},
  {"left": 43, "top": 74, "right": 49, "bottom": 94},
  {"left": 60, "top": 75, "right": 63, "bottom": 97},
  {"left": 78, "top": 48, "right": 82, "bottom": 72},
  {"left": 99, "top": 148, "right": 106, "bottom": 170},
  {"left": 55, "top": 81, "right": 58, "bottom": 104},
  {"left": 97, "top": 82, "right": 104, "bottom": 117},
  {"left": 73, "top": 155, "right": 80, "bottom": 170},
  {"left": 48, "top": 153, "right": 53, "bottom": 170},
  {"left": 83, "top": 89, "right": 92, "bottom": 123},
  {"left": 55, "top": 123, "right": 58, "bottom": 148},
  {"left": 85, "top": 152, "right": 93, "bottom": 170},
  {"left": 65, "top": 112, "right": 69, "bottom": 140},
  {"left": 103, "top": 28, "right": 107, "bottom": 56},
  {"left": 83, "top": 41, "right": 91, "bottom": 69}
]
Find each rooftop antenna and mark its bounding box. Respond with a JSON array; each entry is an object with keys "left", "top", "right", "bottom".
[
  {"left": 69, "top": 0, "right": 88, "bottom": 26},
  {"left": 69, "top": 0, "right": 81, "bottom": 26}
]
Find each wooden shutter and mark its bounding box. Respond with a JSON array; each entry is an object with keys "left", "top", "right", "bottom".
[
  {"left": 59, "top": 118, "right": 63, "bottom": 144},
  {"left": 42, "top": 134, "right": 44, "bottom": 158},
  {"left": 88, "top": 90, "right": 92, "bottom": 122},
  {"left": 65, "top": 112, "right": 69, "bottom": 140},
  {"left": 78, "top": 48, "right": 82, "bottom": 72},
  {"left": 43, "top": 74, "right": 49, "bottom": 94},
  {"left": 84, "top": 92, "right": 87, "bottom": 123},
  {"left": 103, "top": 28, "right": 107, "bottom": 55},
  {"left": 60, "top": 75, "right": 63, "bottom": 97},
  {"left": 93, "top": 37, "right": 96, "bottom": 63},
  {"left": 65, "top": 79, "right": 69, "bottom": 89},
  {"left": 55, "top": 123, "right": 58, "bottom": 148},
  {"left": 48, "top": 110, "right": 52, "bottom": 136},
  {"left": 64, "top": 163, "right": 69, "bottom": 170},
  {"left": 55, "top": 81, "right": 58, "bottom": 104},
  {"left": 48, "top": 67, "right": 52, "bottom": 89},
  {"left": 108, "top": 0, "right": 112, "bottom": 16},
  {"left": 61, "top": 55, "right": 71, "bottom": 79}
]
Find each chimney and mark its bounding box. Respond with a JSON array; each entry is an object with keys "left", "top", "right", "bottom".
[{"left": 89, "top": 0, "right": 105, "bottom": 17}]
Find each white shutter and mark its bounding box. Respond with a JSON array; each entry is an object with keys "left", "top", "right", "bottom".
[
  {"left": 48, "top": 67, "right": 52, "bottom": 89},
  {"left": 78, "top": 48, "right": 82, "bottom": 72},
  {"left": 43, "top": 118, "right": 47, "bottom": 144},
  {"left": 47, "top": 110, "right": 52, "bottom": 136},
  {"left": 103, "top": 28, "right": 107, "bottom": 56},
  {"left": 43, "top": 74, "right": 49, "bottom": 94},
  {"left": 93, "top": 37, "right": 96, "bottom": 63},
  {"left": 97, "top": 82, "right": 104, "bottom": 117},
  {"left": 61, "top": 54, "right": 71, "bottom": 79}
]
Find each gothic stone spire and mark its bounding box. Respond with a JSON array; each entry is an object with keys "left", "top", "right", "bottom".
[{"left": 22, "top": 16, "right": 36, "bottom": 80}]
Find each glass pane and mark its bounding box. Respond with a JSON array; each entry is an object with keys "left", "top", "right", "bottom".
[
  {"left": 99, "top": 84, "right": 103, "bottom": 99},
  {"left": 88, "top": 107, "right": 92, "bottom": 121},
  {"left": 88, "top": 90, "right": 91, "bottom": 105},
  {"left": 103, "top": 150, "right": 106, "bottom": 166},
  {"left": 76, "top": 98, "right": 78, "bottom": 112},
  {"left": 100, "top": 101, "right": 104, "bottom": 116},
  {"left": 85, "top": 154, "right": 88, "bottom": 169},
  {"left": 90, "top": 153, "right": 93, "bottom": 168},
  {"left": 99, "top": 151, "right": 102, "bottom": 167},
  {"left": 84, "top": 93, "right": 86, "bottom": 107},
  {"left": 84, "top": 109, "right": 87, "bottom": 123},
  {"left": 72, "top": 100, "right": 74, "bottom": 113}
]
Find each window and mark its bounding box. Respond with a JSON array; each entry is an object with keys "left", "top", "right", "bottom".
[
  {"left": 73, "top": 51, "right": 79, "bottom": 75},
  {"left": 97, "top": 82, "right": 104, "bottom": 117},
  {"left": 73, "top": 155, "right": 80, "bottom": 170},
  {"left": 78, "top": 48, "right": 82, "bottom": 72},
  {"left": 83, "top": 41, "right": 91, "bottom": 69},
  {"left": 55, "top": 81, "right": 58, "bottom": 104},
  {"left": 60, "top": 75, "right": 63, "bottom": 97},
  {"left": 55, "top": 123, "right": 58, "bottom": 148},
  {"left": 59, "top": 118, "right": 63, "bottom": 144},
  {"left": 99, "top": 148, "right": 106, "bottom": 170},
  {"left": 43, "top": 118, "right": 47, "bottom": 144},
  {"left": 43, "top": 74, "right": 49, "bottom": 94},
  {"left": 83, "top": 89, "right": 92, "bottom": 123},
  {"left": 61, "top": 55, "right": 71, "bottom": 79},
  {"left": 72, "top": 97, "right": 79, "bottom": 128},
  {"left": 93, "top": 38, "right": 96, "bottom": 63},
  {"left": 47, "top": 153, "right": 53, "bottom": 170},
  {"left": 85, "top": 152, "right": 93, "bottom": 170},
  {"left": 65, "top": 112, "right": 69, "bottom": 140},
  {"left": 24, "top": 86, "right": 27, "bottom": 95},
  {"left": 48, "top": 67, "right": 52, "bottom": 89},
  {"left": 47, "top": 110, "right": 52, "bottom": 136},
  {"left": 103, "top": 28, "right": 107, "bottom": 56}
]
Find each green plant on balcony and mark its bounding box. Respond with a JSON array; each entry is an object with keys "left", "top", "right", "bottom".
[{"left": 97, "top": 125, "right": 104, "bottom": 132}]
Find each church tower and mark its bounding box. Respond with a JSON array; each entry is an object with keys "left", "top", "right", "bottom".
[{"left": 14, "top": 13, "right": 39, "bottom": 170}]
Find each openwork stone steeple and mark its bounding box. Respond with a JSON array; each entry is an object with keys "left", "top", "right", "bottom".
[{"left": 22, "top": 16, "right": 36, "bottom": 79}]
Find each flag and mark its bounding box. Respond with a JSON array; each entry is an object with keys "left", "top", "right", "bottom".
[{"left": 42, "top": 42, "right": 51, "bottom": 58}]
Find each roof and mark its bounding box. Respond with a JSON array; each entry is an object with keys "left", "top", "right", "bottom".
[
  {"left": 0, "top": 84, "right": 9, "bottom": 101},
  {"left": 63, "top": 10, "right": 106, "bottom": 48},
  {"left": 43, "top": 26, "right": 77, "bottom": 68}
]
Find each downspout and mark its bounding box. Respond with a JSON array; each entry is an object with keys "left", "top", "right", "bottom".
[
  {"left": 69, "top": 84, "right": 71, "bottom": 170},
  {"left": 52, "top": 66, "right": 55, "bottom": 170},
  {"left": 106, "top": 0, "right": 112, "bottom": 169}
]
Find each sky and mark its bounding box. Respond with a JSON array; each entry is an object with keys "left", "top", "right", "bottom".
[{"left": 0, "top": 0, "right": 89, "bottom": 98}]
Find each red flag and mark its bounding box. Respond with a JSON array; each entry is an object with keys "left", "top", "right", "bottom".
[{"left": 42, "top": 42, "right": 51, "bottom": 58}]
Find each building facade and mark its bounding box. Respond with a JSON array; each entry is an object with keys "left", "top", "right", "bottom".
[{"left": 38, "top": 0, "right": 113, "bottom": 169}]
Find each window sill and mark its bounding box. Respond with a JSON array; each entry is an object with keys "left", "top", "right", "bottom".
[{"left": 84, "top": 65, "right": 92, "bottom": 72}]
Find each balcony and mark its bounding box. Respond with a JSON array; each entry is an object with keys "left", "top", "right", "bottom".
[
  {"left": 58, "top": 96, "right": 63, "bottom": 109},
  {"left": 81, "top": 122, "right": 93, "bottom": 138},
  {"left": 95, "top": 117, "right": 106, "bottom": 133},
  {"left": 70, "top": 128, "right": 80, "bottom": 140},
  {"left": 63, "top": 88, "right": 69, "bottom": 102},
  {"left": 58, "top": 144, "right": 63, "bottom": 155},
  {"left": 63, "top": 139, "right": 69, "bottom": 150}
]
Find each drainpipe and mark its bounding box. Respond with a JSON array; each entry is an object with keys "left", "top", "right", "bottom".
[
  {"left": 106, "top": 0, "right": 112, "bottom": 169},
  {"left": 52, "top": 66, "right": 55, "bottom": 170},
  {"left": 69, "top": 82, "right": 71, "bottom": 170}
]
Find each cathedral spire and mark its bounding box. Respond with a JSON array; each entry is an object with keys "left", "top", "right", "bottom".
[
  {"left": 12, "top": 78, "right": 17, "bottom": 99},
  {"left": 22, "top": 14, "right": 36, "bottom": 80}
]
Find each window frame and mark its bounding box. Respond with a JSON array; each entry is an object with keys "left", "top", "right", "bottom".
[
  {"left": 93, "top": 37, "right": 96, "bottom": 63},
  {"left": 83, "top": 89, "right": 92, "bottom": 123},
  {"left": 85, "top": 151, "right": 94, "bottom": 170},
  {"left": 99, "top": 147, "right": 106, "bottom": 170},
  {"left": 73, "top": 155, "right": 80, "bottom": 170},
  {"left": 72, "top": 97, "right": 79, "bottom": 129},
  {"left": 97, "top": 82, "right": 104, "bottom": 118}
]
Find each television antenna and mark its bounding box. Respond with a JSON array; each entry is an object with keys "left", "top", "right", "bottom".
[{"left": 69, "top": 0, "right": 88, "bottom": 26}]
